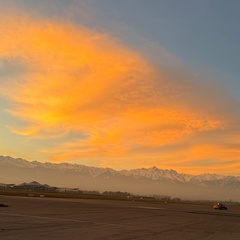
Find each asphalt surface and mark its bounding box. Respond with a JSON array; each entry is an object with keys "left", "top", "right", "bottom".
[{"left": 0, "top": 195, "right": 240, "bottom": 240}]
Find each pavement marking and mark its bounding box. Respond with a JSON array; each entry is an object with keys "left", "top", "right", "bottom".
[
  {"left": 135, "top": 206, "right": 167, "bottom": 210},
  {"left": 0, "top": 212, "right": 143, "bottom": 230}
]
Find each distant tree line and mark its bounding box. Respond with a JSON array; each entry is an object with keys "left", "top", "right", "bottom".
[
  {"left": 0, "top": 182, "right": 183, "bottom": 201},
  {"left": 102, "top": 191, "right": 131, "bottom": 197}
]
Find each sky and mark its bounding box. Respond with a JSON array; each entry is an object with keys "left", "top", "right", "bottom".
[{"left": 0, "top": 0, "right": 240, "bottom": 176}]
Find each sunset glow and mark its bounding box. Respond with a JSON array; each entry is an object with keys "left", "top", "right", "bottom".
[{"left": 0, "top": 1, "right": 239, "bottom": 176}]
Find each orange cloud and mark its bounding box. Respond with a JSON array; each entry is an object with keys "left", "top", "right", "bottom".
[{"left": 1, "top": 10, "right": 239, "bottom": 175}]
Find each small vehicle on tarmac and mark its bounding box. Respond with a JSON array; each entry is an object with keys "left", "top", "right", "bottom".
[{"left": 213, "top": 203, "right": 227, "bottom": 210}]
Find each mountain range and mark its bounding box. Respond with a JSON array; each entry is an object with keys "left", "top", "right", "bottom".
[{"left": 0, "top": 155, "right": 239, "bottom": 201}]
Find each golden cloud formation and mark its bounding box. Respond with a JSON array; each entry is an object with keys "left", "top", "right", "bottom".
[{"left": 0, "top": 10, "right": 238, "bottom": 174}]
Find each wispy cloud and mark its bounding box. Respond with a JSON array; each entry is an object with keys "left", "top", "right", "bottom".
[{"left": 0, "top": 8, "right": 239, "bottom": 174}]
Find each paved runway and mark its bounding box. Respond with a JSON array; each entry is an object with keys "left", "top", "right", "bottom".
[{"left": 0, "top": 195, "right": 240, "bottom": 239}]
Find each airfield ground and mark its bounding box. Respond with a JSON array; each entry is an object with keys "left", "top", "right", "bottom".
[{"left": 0, "top": 195, "right": 240, "bottom": 240}]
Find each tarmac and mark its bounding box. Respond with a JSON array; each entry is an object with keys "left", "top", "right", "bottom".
[{"left": 0, "top": 195, "right": 240, "bottom": 240}]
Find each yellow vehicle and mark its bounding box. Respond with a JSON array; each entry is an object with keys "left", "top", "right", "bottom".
[{"left": 213, "top": 203, "right": 227, "bottom": 210}]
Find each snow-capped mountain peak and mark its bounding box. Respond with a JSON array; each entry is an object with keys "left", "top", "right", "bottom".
[{"left": 1, "top": 155, "right": 240, "bottom": 200}]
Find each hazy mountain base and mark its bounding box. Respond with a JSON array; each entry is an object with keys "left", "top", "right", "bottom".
[{"left": 0, "top": 156, "right": 239, "bottom": 201}]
